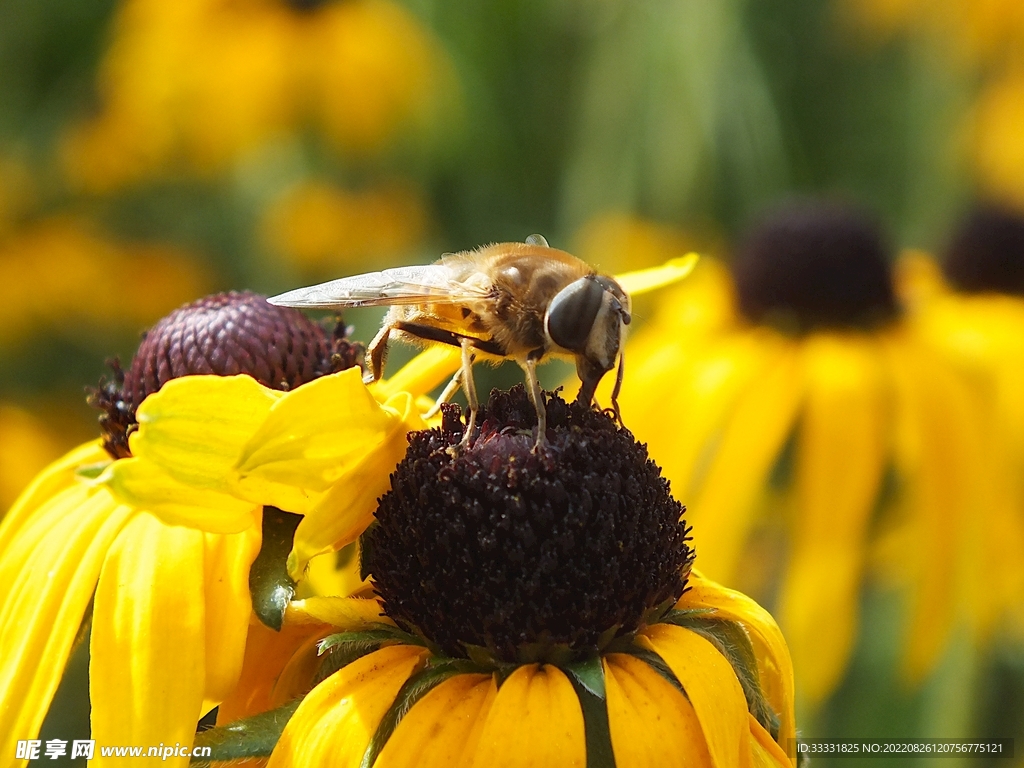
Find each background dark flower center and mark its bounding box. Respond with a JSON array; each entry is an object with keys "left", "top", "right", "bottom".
[
  {"left": 732, "top": 201, "right": 898, "bottom": 332},
  {"left": 91, "top": 291, "right": 359, "bottom": 459},
  {"left": 363, "top": 387, "right": 694, "bottom": 662},
  {"left": 944, "top": 204, "right": 1024, "bottom": 297}
]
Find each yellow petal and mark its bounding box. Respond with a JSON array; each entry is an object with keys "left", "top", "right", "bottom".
[
  {"left": 604, "top": 653, "right": 711, "bottom": 768},
  {"left": 236, "top": 369, "right": 398, "bottom": 510},
  {"left": 102, "top": 457, "right": 259, "bottom": 533},
  {"left": 778, "top": 334, "right": 886, "bottom": 703},
  {"left": 283, "top": 596, "right": 390, "bottom": 629},
  {"left": 0, "top": 439, "right": 107, "bottom": 550},
  {"left": 288, "top": 393, "right": 421, "bottom": 578},
  {"left": 267, "top": 645, "right": 428, "bottom": 768},
  {"left": 688, "top": 339, "right": 803, "bottom": 583},
  {"left": 128, "top": 374, "right": 280, "bottom": 490},
  {"left": 615, "top": 252, "right": 700, "bottom": 296},
  {"left": 679, "top": 573, "right": 796, "bottom": 752},
  {"left": 0, "top": 485, "right": 132, "bottom": 760},
  {"left": 469, "top": 665, "right": 585, "bottom": 768},
  {"left": 748, "top": 714, "right": 793, "bottom": 767},
  {"left": 640, "top": 623, "right": 752, "bottom": 768},
  {"left": 91, "top": 513, "right": 207, "bottom": 767},
  {"left": 376, "top": 673, "right": 496, "bottom": 768},
  {"left": 201, "top": 525, "right": 262, "bottom": 704},
  {"left": 883, "top": 333, "right": 978, "bottom": 681},
  {"left": 369, "top": 345, "right": 462, "bottom": 402}
]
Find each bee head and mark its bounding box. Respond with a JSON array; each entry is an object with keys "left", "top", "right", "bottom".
[{"left": 546, "top": 274, "right": 631, "bottom": 405}]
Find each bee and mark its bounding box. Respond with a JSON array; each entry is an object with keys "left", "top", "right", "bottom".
[{"left": 268, "top": 234, "right": 631, "bottom": 448}]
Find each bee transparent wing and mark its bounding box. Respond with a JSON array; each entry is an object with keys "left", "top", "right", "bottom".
[{"left": 268, "top": 264, "right": 490, "bottom": 309}]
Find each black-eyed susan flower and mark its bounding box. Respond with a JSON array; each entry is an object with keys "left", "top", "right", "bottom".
[
  {"left": 0, "top": 291, "right": 458, "bottom": 767},
  {"left": 62, "top": 0, "right": 455, "bottom": 191},
  {"left": 902, "top": 205, "right": 1024, "bottom": 633},
  {"left": 197, "top": 387, "right": 796, "bottom": 767},
  {"left": 607, "top": 201, "right": 989, "bottom": 703}
]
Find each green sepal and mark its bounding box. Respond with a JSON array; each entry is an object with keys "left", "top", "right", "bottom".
[
  {"left": 358, "top": 522, "right": 378, "bottom": 582},
  {"left": 190, "top": 699, "right": 302, "bottom": 764},
  {"left": 359, "top": 658, "right": 479, "bottom": 768},
  {"left": 315, "top": 627, "right": 418, "bottom": 684},
  {"left": 627, "top": 647, "right": 686, "bottom": 696},
  {"left": 565, "top": 657, "right": 614, "bottom": 768},
  {"left": 662, "top": 611, "right": 780, "bottom": 740},
  {"left": 249, "top": 506, "right": 302, "bottom": 631},
  {"left": 564, "top": 654, "right": 605, "bottom": 700},
  {"left": 75, "top": 461, "right": 112, "bottom": 481}
]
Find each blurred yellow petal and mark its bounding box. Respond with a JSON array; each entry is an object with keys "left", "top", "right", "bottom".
[
  {"left": 284, "top": 596, "right": 389, "bottom": 629},
  {"left": 91, "top": 513, "right": 206, "bottom": 766},
  {"left": 103, "top": 456, "right": 259, "bottom": 534},
  {"left": 883, "top": 335, "right": 978, "bottom": 681},
  {"left": 779, "top": 334, "right": 887, "bottom": 703},
  {"left": 0, "top": 485, "right": 132, "bottom": 759},
  {"left": 681, "top": 573, "right": 796, "bottom": 750},
  {"left": 267, "top": 645, "right": 428, "bottom": 768},
  {"left": 640, "top": 623, "right": 752, "bottom": 768},
  {"left": 614, "top": 252, "right": 700, "bottom": 296},
  {"left": 377, "top": 673, "right": 496, "bottom": 768},
  {"left": 288, "top": 392, "right": 422, "bottom": 578},
  {"left": 469, "top": 665, "right": 584, "bottom": 768},
  {"left": 201, "top": 525, "right": 263, "bottom": 704},
  {"left": 604, "top": 653, "right": 711, "bottom": 768},
  {"left": 688, "top": 341, "right": 804, "bottom": 582}
]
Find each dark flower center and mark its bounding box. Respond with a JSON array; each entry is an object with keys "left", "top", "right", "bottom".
[
  {"left": 944, "top": 205, "right": 1024, "bottom": 297},
  {"left": 732, "top": 202, "right": 898, "bottom": 332},
  {"left": 363, "top": 387, "right": 694, "bottom": 662},
  {"left": 91, "top": 291, "right": 360, "bottom": 459}
]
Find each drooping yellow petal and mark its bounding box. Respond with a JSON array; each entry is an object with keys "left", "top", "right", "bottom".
[
  {"left": 376, "top": 673, "right": 496, "bottom": 768},
  {"left": 640, "top": 623, "right": 752, "bottom": 768},
  {"left": 748, "top": 714, "right": 793, "bottom": 767},
  {"left": 614, "top": 252, "right": 700, "bottom": 296},
  {"left": 128, "top": 374, "right": 281, "bottom": 489},
  {"left": 283, "top": 596, "right": 390, "bottom": 629},
  {"left": 267, "top": 645, "right": 428, "bottom": 768},
  {"left": 236, "top": 368, "right": 398, "bottom": 509},
  {"left": 778, "top": 333, "right": 887, "bottom": 703},
  {"left": 102, "top": 456, "right": 259, "bottom": 533},
  {"left": 201, "top": 525, "right": 263, "bottom": 705},
  {"left": 0, "top": 485, "right": 132, "bottom": 761},
  {"left": 217, "top": 621, "right": 332, "bottom": 725},
  {"left": 91, "top": 513, "right": 207, "bottom": 768},
  {"left": 680, "top": 573, "right": 795, "bottom": 750},
  {"left": 603, "top": 653, "right": 711, "bottom": 768},
  {"left": 687, "top": 339, "right": 804, "bottom": 583},
  {"left": 0, "top": 440, "right": 107, "bottom": 549},
  {"left": 288, "top": 392, "right": 423, "bottom": 578},
  {"left": 369, "top": 345, "right": 461, "bottom": 402},
  {"left": 882, "top": 333, "right": 979, "bottom": 682},
  {"left": 469, "top": 664, "right": 585, "bottom": 768}
]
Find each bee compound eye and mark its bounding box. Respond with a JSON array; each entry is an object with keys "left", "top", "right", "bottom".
[{"left": 546, "top": 277, "right": 606, "bottom": 352}]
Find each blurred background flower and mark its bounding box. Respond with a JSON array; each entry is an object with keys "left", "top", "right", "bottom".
[{"left": 5, "top": 0, "right": 1024, "bottom": 763}]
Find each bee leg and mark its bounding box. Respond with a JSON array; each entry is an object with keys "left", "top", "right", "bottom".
[
  {"left": 610, "top": 351, "right": 625, "bottom": 426},
  {"left": 459, "top": 338, "right": 479, "bottom": 448},
  {"left": 365, "top": 324, "right": 391, "bottom": 384},
  {"left": 521, "top": 355, "right": 547, "bottom": 450},
  {"left": 424, "top": 368, "right": 463, "bottom": 420}
]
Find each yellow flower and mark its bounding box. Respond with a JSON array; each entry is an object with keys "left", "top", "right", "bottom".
[
  {"left": 0, "top": 216, "right": 211, "bottom": 349},
  {"left": 607, "top": 202, "right": 991, "bottom": 703},
  {"left": 261, "top": 179, "right": 429, "bottom": 275},
  {"left": 0, "top": 292, "right": 458, "bottom": 767},
  {"left": 900, "top": 205, "right": 1024, "bottom": 636},
  {"left": 200, "top": 388, "right": 795, "bottom": 767},
  {"left": 62, "top": 0, "right": 455, "bottom": 191}
]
